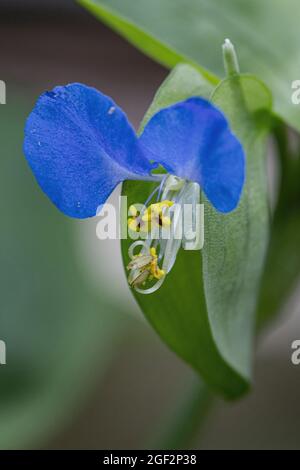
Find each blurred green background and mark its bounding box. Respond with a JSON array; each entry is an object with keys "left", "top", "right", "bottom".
[{"left": 1, "top": 1, "right": 300, "bottom": 449}]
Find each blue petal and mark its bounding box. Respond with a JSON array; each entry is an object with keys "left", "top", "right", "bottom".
[
  {"left": 139, "top": 97, "right": 245, "bottom": 213},
  {"left": 24, "top": 83, "right": 154, "bottom": 218}
]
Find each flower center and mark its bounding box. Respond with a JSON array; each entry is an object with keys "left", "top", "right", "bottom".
[{"left": 126, "top": 175, "right": 202, "bottom": 294}]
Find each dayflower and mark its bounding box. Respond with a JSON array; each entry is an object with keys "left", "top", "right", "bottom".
[{"left": 24, "top": 83, "right": 245, "bottom": 294}]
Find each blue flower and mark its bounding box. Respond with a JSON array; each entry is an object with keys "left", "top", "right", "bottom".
[
  {"left": 24, "top": 82, "right": 245, "bottom": 293},
  {"left": 24, "top": 83, "right": 245, "bottom": 219}
]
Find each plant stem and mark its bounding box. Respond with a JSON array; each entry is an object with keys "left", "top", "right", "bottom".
[{"left": 148, "top": 379, "right": 214, "bottom": 449}]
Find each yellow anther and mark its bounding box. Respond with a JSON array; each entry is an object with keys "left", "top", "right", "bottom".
[
  {"left": 128, "top": 218, "right": 139, "bottom": 232},
  {"left": 128, "top": 205, "right": 138, "bottom": 217},
  {"left": 141, "top": 212, "right": 151, "bottom": 222},
  {"left": 160, "top": 200, "right": 174, "bottom": 208},
  {"left": 148, "top": 203, "right": 161, "bottom": 215},
  {"left": 128, "top": 200, "right": 173, "bottom": 239},
  {"left": 128, "top": 204, "right": 150, "bottom": 232},
  {"left": 127, "top": 244, "right": 165, "bottom": 287},
  {"left": 155, "top": 268, "right": 165, "bottom": 280},
  {"left": 150, "top": 247, "right": 157, "bottom": 257},
  {"left": 148, "top": 247, "right": 165, "bottom": 280},
  {"left": 139, "top": 200, "right": 174, "bottom": 231}
]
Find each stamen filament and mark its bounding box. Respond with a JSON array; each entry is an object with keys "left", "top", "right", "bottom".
[{"left": 126, "top": 175, "right": 202, "bottom": 294}]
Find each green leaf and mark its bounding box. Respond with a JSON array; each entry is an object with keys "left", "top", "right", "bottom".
[
  {"left": 79, "top": 0, "right": 300, "bottom": 131},
  {"left": 0, "top": 94, "right": 124, "bottom": 448},
  {"left": 77, "top": 0, "right": 218, "bottom": 86},
  {"left": 121, "top": 64, "right": 272, "bottom": 398}
]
